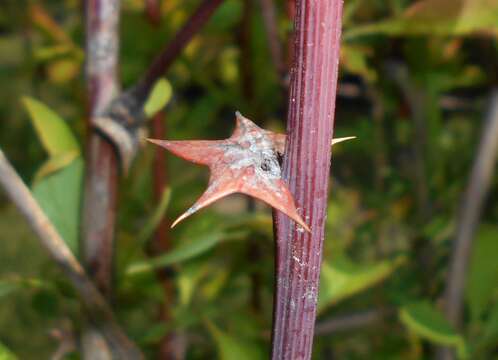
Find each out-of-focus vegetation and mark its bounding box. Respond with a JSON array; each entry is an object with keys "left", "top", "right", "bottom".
[{"left": 1, "top": 0, "right": 498, "bottom": 358}]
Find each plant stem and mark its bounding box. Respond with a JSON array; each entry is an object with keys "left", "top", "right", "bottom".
[
  {"left": 0, "top": 149, "right": 142, "bottom": 359},
  {"left": 271, "top": 1, "right": 344, "bottom": 359},
  {"left": 438, "top": 89, "right": 498, "bottom": 360},
  {"left": 314, "top": 308, "right": 392, "bottom": 336},
  {"left": 82, "top": 1, "right": 121, "bottom": 358},
  {"left": 131, "top": 0, "right": 224, "bottom": 104},
  {"left": 257, "top": 0, "right": 285, "bottom": 80},
  {"left": 82, "top": 0, "right": 120, "bottom": 298}
]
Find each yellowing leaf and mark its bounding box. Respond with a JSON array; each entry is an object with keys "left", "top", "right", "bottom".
[
  {"left": 344, "top": 0, "right": 498, "bottom": 39},
  {"left": 34, "top": 150, "right": 80, "bottom": 181},
  {"left": 22, "top": 97, "right": 79, "bottom": 157},
  {"left": 47, "top": 59, "right": 80, "bottom": 84},
  {"left": 144, "top": 78, "right": 173, "bottom": 118}
]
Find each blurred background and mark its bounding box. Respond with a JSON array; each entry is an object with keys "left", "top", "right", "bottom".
[{"left": 1, "top": 0, "right": 498, "bottom": 358}]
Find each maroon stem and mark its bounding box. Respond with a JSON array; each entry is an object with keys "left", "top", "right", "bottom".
[
  {"left": 257, "top": 0, "right": 285, "bottom": 79},
  {"left": 285, "top": 0, "right": 296, "bottom": 68},
  {"left": 132, "top": 0, "right": 224, "bottom": 104},
  {"left": 83, "top": 0, "right": 120, "bottom": 300},
  {"left": 271, "top": 1, "right": 343, "bottom": 359}
]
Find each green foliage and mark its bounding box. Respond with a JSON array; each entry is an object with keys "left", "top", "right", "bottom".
[
  {"left": 144, "top": 78, "right": 173, "bottom": 118},
  {"left": 399, "top": 301, "right": 466, "bottom": 356},
  {"left": 2, "top": 0, "right": 498, "bottom": 358},
  {"left": 32, "top": 159, "right": 83, "bottom": 254},
  {"left": 206, "top": 321, "right": 265, "bottom": 360},
  {"left": 127, "top": 217, "right": 246, "bottom": 275},
  {"left": 319, "top": 255, "right": 405, "bottom": 312},
  {"left": 465, "top": 224, "right": 498, "bottom": 321},
  {"left": 0, "top": 342, "right": 17, "bottom": 360},
  {"left": 22, "top": 97, "right": 79, "bottom": 157},
  {"left": 344, "top": 0, "right": 498, "bottom": 39}
]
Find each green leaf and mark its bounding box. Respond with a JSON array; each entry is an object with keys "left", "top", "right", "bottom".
[
  {"left": 126, "top": 231, "right": 224, "bottom": 275},
  {"left": 0, "top": 341, "right": 17, "bottom": 360},
  {"left": 22, "top": 97, "right": 79, "bottom": 157},
  {"left": 143, "top": 78, "right": 172, "bottom": 117},
  {"left": 399, "top": 301, "right": 466, "bottom": 356},
  {"left": 343, "top": 0, "right": 498, "bottom": 39},
  {"left": 205, "top": 321, "right": 265, "bottom": 360},
  {"left": 318, "top": 256, "right": 405, "bottom": 312},
  {"left": 32, "top": 158, "right": 83, "bottom": 254},
  {"left": 466, "top": 225, "right": 498, "bottom": 321}
]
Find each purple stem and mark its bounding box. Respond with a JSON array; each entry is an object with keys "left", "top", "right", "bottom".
[
  {"left": 271, "top": 1, "right": 344, "bottom": 359},
  {"left": 132, "top": 0, "right": 224, "bottom": 103}
]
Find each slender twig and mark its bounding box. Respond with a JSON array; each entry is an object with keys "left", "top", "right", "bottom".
[
  {"left": 0, "top": 149, "right": 143, "bottom": 359},
  {"left": 130, "top": 0, "right": 224, "bottom": 105},
  {"left": 257, "top": 0, "right": 285, "bottom": 80},
  {"left": 271, "top": 1, "right": 344, "bottom": 359},
  {"left": 389, "top": 62, "right": 432, "bottom": 223},
  {"left": 314, "top": 308, "right": 392, "bottom": 336},
  {"left": 438, "top": 89, "right": 498, "bottom": 360}
]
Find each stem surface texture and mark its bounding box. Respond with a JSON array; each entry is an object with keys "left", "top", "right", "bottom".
[{"left": 272, "top": 1, "right": 344, "bottom": 359}]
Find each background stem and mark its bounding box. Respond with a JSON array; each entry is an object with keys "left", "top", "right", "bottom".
[
  {"left": 82, "top": 0, "right": 121, "bottom": 358},
  {"left": 438, "top": 89, "right": 498, "bottom": 359},
  {"left": 271, "top": 1, "right": 344, "bottom": 359},
  {"left": 0, "top": 149, "right": 142, "bottom": 359}
]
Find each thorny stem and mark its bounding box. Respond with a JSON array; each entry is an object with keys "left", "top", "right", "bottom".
[
  {"left": 438, "top": 89, "right": 498, "bottom": 360},
  {"left": 271, "top": 1, "right": 344, "bottom": 359},
  {"left": 0, "top": 149, "right": 142, "bottom": 359}
]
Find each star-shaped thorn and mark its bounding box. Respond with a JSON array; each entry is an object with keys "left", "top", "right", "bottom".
[{"left": 148, "top": 112, "right": 355, "bottom": 232}]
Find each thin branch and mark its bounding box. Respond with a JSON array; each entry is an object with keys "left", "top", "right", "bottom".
[
  {"left": 314, "top": 308, "right": 392, "bottom": 336},
  {"left": 257, "top": 0, "right": 285, "bottom": 80},
  {"left": 438, "top": 89, "right": 498, "bottom": 360},
  {"left": 0, "top": 149, "right": 142, "bottom": 359},
  {"left": 388, "top": 62, "right": 432, "bottom": 223},
  {"left": 271, "top": 1, "right": 344, "bottom": 359},
  {"left": 131, "top": 0, "right": 224, "bottom": 104}
]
